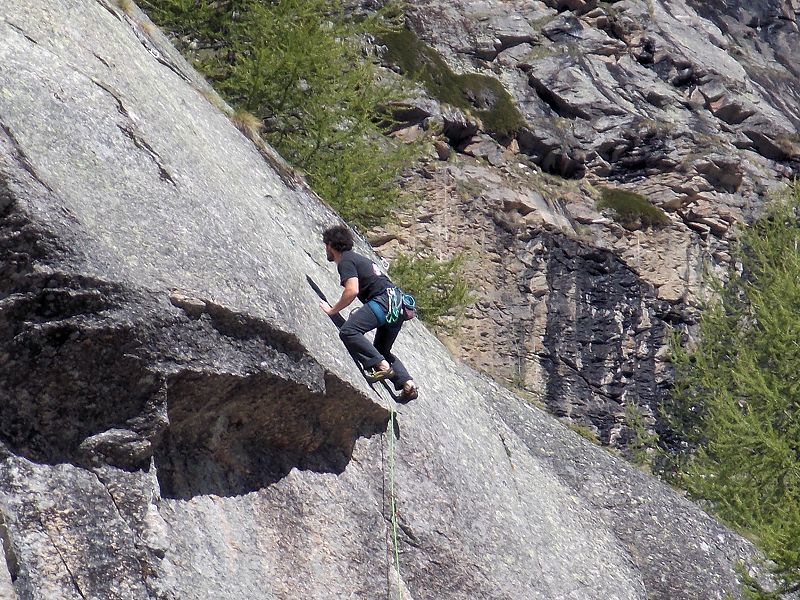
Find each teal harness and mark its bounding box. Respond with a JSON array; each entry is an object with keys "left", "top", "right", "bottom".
[{"left": 368, "top": 288, "right": 416, "bottom": 326}]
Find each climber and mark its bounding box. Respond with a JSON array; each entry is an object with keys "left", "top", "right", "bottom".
[{"left": 320, "top": 225, "right": 418, "bottom": 401}]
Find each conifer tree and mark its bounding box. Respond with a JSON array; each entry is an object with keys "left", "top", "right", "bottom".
[
  {"left": 141, "top": 0, "right": 414, "bottom": 229},
  {"left": 668, "top": 183, "right": 800, "bottom": 597},
  {"left": 389, "top": 253, "right": 473, "bottom": 328}
]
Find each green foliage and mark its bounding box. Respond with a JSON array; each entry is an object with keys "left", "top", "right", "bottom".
[
  {"left": 624, "top": 404, "right": 659, "bottom": 468},
  {"left": 566, "top": 422, "right": 601, "bottom": 445},
  {"left": 666, "top": 182, "right": 800, "bottom": 596},
  {"left": 137, "top": 0, "right": 226, "bottom": 38},
  {"left": 379, "top": 29, "right": 525, "bottom": 138},
  {"left": 596, "top": 187, "right": 669, "bottom": 228},
  {"left": 140, "top": 0, "right": 416, "bottom": 229},
  {"left": 389, "top": 253, "right": 474, "bottom": 328}
]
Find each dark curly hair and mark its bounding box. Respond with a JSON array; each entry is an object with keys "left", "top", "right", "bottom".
[{"left": 322, "top": 226, "right": 354, "bottom": 252}]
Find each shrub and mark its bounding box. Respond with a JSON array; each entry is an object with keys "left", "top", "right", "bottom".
[
  {"left": 596, "top": 187, "right": 669, "bottom": 229},
  {"left": 389, "top": 252, "right": 474, "bottom": 328},
  {"left": 137, "top": 0, "right": 222, "bottom": 38},
  {"left": 623, "top": 404, "right": 658, "bottom": 468}
]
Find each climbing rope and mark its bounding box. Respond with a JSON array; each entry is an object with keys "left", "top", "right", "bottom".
[{"left": 387, "top": 405, "right": 404, "bottom": 599}]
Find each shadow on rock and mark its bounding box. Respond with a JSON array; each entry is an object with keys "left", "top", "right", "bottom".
[{"left": 154, "top": 370, "right": 390, "bottom": 499}]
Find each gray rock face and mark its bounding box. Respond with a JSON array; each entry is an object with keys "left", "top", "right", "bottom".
[
  {"left": 372, "top": 156, "right": 704, "bottom": 448},
  {"left": 400, "top": 0, "right": 800, "bottom": 171},
  {"left": 0, "top": 1, "right": 772, "bottom": 599}
]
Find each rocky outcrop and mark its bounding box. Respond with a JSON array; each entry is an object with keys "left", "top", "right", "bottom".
[
  {"left": 0, "top": 1, "right": 773, "bottom": 598},
  {"left": 371, "top": 159, "right": 698, "bottom": 447},
  {"left": 367, "top": 0, "right": 799, "bottom": 448}
]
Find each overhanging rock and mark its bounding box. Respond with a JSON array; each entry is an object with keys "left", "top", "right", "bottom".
[{"left": 0, "top": 1, "right": 766, "bottom": 598}]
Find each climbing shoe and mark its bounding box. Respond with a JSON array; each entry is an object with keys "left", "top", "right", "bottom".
[
  {"left": 399, "top": 382, "right": 418, "bottom": 402},
  {"left": 365, "top": 364, "right": 394, "bottom": 383}
]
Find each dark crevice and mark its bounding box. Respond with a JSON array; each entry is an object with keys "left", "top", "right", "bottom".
[
  {"left": 5, "top": 21, "right": 38, "bottom": 46},
  {"left": 398, "top": 521, "right": 423, "bottom": 549},
  {"left": 0, "top": 124, "right": 55, "bottom": 194},
  {"left": 596, "top": 127, "right": 678, "bottom": 179},
  {"left": 0, "top": 512, "right": 19, "bottom": 585},
  {"left": 94, "top": 0, "right": 123, "bottom": 22},
  {"left": 90, "top": 78, "right": 131, "bottom": 120},
  {"left": 37, "top": 516, "right": 87, "bottom": 600},
  {"left": 92, "top": 52, "right": 112, "bottom": 69},
  {"left": 528, "top": 78, "right": 590, "bottom": 120},
  {"left": 116, "top": 124, "right": 177, "bottom": 186},
  {"left": 87, "top": 78, "right": 177, "bottom": 186},
  {"left": 514, "top": 123, "right": 586, "bottom": 178},
  {"left": 499, "top": 432, "right": 513, "bottom": 462},
  {"left": 151, "top": 52, "right": 193, "bottom": 84},
  {"left": 124, "top": 16, "right": 194, "bottom": 85},
  {"left": 89, "top": 471, "right": 127, "bottom": 526}
]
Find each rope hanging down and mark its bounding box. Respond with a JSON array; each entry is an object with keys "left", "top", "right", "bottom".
[{"left": 387, "top": 406, "right": 403, "bottom": 599}]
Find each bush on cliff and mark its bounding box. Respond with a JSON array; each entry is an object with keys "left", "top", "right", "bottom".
[
  {"left": 389, "top": 252, "right": 474, "bottom": 329},
  {"left": 379, "top": 29, "right": 525, "bottom": 139},
  {"left": 140, "top": 0, "right": 415, "bottom": 230},
  {"left": 596, "top": 187, "right": 669, "bottom": 229},
  {"left": 665, "top": 182, "right": 800, "bottom": 597}
]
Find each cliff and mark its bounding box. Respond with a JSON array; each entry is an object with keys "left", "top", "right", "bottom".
[
  {"left": 362, "top": 0, "right": 800, "bottom": 449},
  {"left": 0, "top": 1, "right": 774, "bottom": 598}
]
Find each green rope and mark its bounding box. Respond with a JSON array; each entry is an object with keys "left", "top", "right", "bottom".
[{"left": 388, "top": 406, "right": 403, "bottom": 599}]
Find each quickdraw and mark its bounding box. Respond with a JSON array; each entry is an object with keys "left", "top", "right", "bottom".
[
  {"left": 385, "top": 288, "right": 402, "bottom": 324},
  {"left": 369, "top": 288, "right": 417, "bottom": 325}
]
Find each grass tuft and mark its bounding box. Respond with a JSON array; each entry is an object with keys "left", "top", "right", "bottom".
[
  {"left": 566, "top": 422, "right": 601, "bottom": 445},
  {"left": 596, "top": 187, "right": 669, "bottom": 229},
  {"left": 115, "top": 0, "right": 135, "bottom": 13},
  {"left": 231, "top": 109, "right": 263, "bottom": 138}
]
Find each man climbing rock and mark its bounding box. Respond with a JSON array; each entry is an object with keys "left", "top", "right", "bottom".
[{"left": 320, "top": 226, "right": 418, "bottom": 401}]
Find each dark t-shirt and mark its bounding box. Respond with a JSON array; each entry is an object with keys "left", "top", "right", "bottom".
[{"left": 337, "top": 250, "right": 393, "bottom": 303}]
